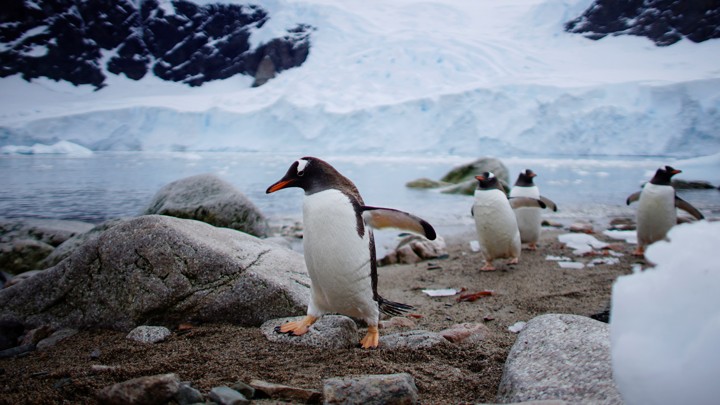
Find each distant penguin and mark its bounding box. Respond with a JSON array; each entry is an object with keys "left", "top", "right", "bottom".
[
  {"left": 266, "top": 157, "right": 436, "bottom": 349},
  {"left": 626, "top": 166, "right": 704, "bottom": 256},
  {"left": 509, "top": 169, "right": 557, "bottom": 250},
  {"left": 472, "top": 172, "right": 546, "bottom": 271}
]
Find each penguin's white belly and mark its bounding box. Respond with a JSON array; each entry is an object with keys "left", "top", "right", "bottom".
[
  {"left": 636, "top": 184, "right": 676, "bottom": 246},
  {"left": 473, "top": 190, "right": 521, "bottom": 260},
  {"left": 509, "top": 186, "right": 542, "bottom": 244},
  {"left": 303, "top": 190, "right": 377, "bottom": 320}
]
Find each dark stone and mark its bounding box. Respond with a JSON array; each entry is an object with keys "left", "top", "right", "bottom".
[
  {"left": 565, "top": 0, "right": 720, "bottom": 46},
  {"left": 0, "top": 320, "right": 24, "bottom": 350}
]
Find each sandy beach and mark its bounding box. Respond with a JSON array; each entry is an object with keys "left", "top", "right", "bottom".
[{"left": 0, "top": 225, "right": 637, "bottom": 404}]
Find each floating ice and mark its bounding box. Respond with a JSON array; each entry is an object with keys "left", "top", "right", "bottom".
[{"left": 1, "top": 141, "right": 93, "bottom": 156}]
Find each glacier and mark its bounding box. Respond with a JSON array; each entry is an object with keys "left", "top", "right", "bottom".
[
  {"left": 1, "top": 0, "right": 720, "bottom": 157},
  {"left": 1, "top": 79, "right": 719, "bottom": 156}
]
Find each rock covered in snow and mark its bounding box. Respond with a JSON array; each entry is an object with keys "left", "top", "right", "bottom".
[
  {"left": 611, "top": 221, "right": 720, "bottom": 405},
  {"left": 497, "top": 314, "right": 621, "bottom": 404},
  {"left": 144, "top": 174, "right": 268, "bottom": 237}
]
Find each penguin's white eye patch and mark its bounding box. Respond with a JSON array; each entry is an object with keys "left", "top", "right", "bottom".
[
  {"left": 487, "top": 172, "right": 495, "bottom": 179},
  {"left": 296, "top": 159, "right": 309, "bottom": 176}
]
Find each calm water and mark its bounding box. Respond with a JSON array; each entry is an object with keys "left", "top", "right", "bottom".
[{"left": 2, "top": 152, "right": 718, "bottom": 239}]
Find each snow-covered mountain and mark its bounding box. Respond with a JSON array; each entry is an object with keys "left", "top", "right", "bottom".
[
  {"left": 1, "top": 0, "right": 720, "bottom": 157},
  {"left": 0, "top": 0, "right": 311, "bottom": 88}
]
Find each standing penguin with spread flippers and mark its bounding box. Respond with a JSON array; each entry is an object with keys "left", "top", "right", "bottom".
[
  {"left": 509, "top": 169, "right": 557, "bottom": 250},
  {"left": 266, "top": 157, "right": 436, "bottom": 349},
  {"left": 626, "top": 166, "right": 704, "bottom": 256},
  {"left": 472, "top": 172, "right": 546, "bottom": 271}
]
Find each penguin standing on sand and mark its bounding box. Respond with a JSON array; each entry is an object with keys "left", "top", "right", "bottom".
[
  {"left": 266, "top": 157, "right": 436, "bottom": 349},
  {"left": 626, "top": 166, "right": 704, "bottom": 256},
  {"left": 509, "top": 169, "right": 557, "bottom": 250},
  {"left": 472, "top": 172, "right": 546, "bottom": 271}
]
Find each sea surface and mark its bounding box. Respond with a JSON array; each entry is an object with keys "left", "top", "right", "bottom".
[{"left": 2, "top": 152, "right": 718, "bottom": 248}]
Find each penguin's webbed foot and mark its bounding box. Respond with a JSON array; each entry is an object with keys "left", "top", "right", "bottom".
[
  {"left": 480, "top": 261, "right": 496, "bottom": 271},
  {"left": 359, "top": 325, "right": 379, "bottom": 349},
  {"left": 275, "top": 315, "right": 318, "bottom": 336},
  {"left": 632, "top": 247, "right": 645, "bottom": 257},
  {"left": 508, "top": 258, "right": 519, "bottom": 265},
  {"left": 526, "top": 243, "right": 537, "bottom": 251}
]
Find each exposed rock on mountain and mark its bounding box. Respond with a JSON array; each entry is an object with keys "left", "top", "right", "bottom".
[
  {"left": 0, "top": 0, "right": 312, "bottom": 88},
  {"left": 566, "top": 0, "right": 720, "bottom": 46}
]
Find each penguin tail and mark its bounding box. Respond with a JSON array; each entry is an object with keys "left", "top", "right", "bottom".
[{"left": 377, "top": 296, "right": 414, "bottom": 317}]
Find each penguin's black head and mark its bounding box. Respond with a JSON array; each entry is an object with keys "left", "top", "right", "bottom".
[
  {"left": 266, "top": 156, "right": 357, "bottom": 196},
  {"left": 475, "top": 172, "right": 504, "bottom": 192},
  {"left": 649, "top": 165, "right": 681, "bottom": 186},
  {"left": 514, "top": 169, "right": 536, "bottom": 187}
]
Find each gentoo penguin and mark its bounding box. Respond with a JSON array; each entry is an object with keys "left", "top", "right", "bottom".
[
  {"left": 266, "top": 157, "right": 436, "bottom": 349},
  {"left": 626, "top": 166, "right": 704, "bottom": 256},
  {"left": 472, "top": 172, "right": 546, "bottom": 271},
  {"left": 509, "top": 169, "right": 558, "bottom": 250}
]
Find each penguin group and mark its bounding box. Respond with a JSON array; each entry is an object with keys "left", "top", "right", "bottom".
[{"left": 267, "top": 157, "right": 705, "bottom": 348}]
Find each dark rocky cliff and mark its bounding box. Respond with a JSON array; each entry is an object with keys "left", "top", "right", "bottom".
[
  {"left": 0, "top": 0, "right": 312, "bottom": 89},
  {"left": 566, "top": 0, "right": 720, "bottom": 46}
]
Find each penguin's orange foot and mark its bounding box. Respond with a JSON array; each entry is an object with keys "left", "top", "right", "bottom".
[
  {"left": 508, "top": 258, "right": 519, "bottom": 265},
  {"left": 359, "top": 325, "right": 379, "bottom": 349},
  {"left": 632, "top": 247, "right": 645, "bottom": 257},
  {"left": 527, "top": 243, "right": 537, "bottom": 251},
  {"left": 480, "top": 262, "right": 496, "bottom": 271},
  {"left": 275, "top": 315, "right": 318, "bottom": 336}
]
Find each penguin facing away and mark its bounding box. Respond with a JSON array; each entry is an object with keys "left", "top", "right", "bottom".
[
  {"left": 472, "top": 172, "right": 546, "bottom": 271},
  {"left": 266, "top": 157, "right": 436, "bottom": 349},
  {"left": 509, "top": 169, "right": 558, "bottom": 250},
  {"left": 626, "top": 166, "right": 704, "bottom": 256}
]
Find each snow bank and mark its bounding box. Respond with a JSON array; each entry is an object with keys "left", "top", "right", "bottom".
[{"left": 611, "top": 221, "right": 720, "bottom": 405}]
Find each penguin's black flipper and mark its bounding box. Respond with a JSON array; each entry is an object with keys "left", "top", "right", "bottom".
[
  {"left": 626, "top": 191, "right": 641, "bottom": 205},
  {"left": 377, "top": 296, "right": 414, "bottom": 317},
  {"left": 539, "top": 196, "right": 558, "bottom": 212},
  {"left": 509, "top": 197, "right": 546, "bottom": 209},
  {"left": 675, "top": 196, "right": 704, "bottom": 220},
  {"left": 361, "top": 206, "right": 436, "bottom": 240}
]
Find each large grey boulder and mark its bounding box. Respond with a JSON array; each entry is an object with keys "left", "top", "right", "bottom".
[
  {"left": 497, "top": 314, "right": 622, "bottom": 404},
  {"left": 144, "top": 174, "right": 268, "bottom": 237},
  {"left": 0, "top": 215, "right": 309, "bottom": 330},
  {"left": 41, "top": 218, "right": 129, "bottom": 268}
]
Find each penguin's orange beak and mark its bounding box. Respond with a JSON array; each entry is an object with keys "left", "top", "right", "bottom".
[
  {"left": 475, "top": 175, "right": 485, "bottom": 181},
  {"left": 671, "top": 169, "right": 682, "bottom": 175},
  {"left": 266, "top": 179, "right": 294, "bottom": 193}
]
